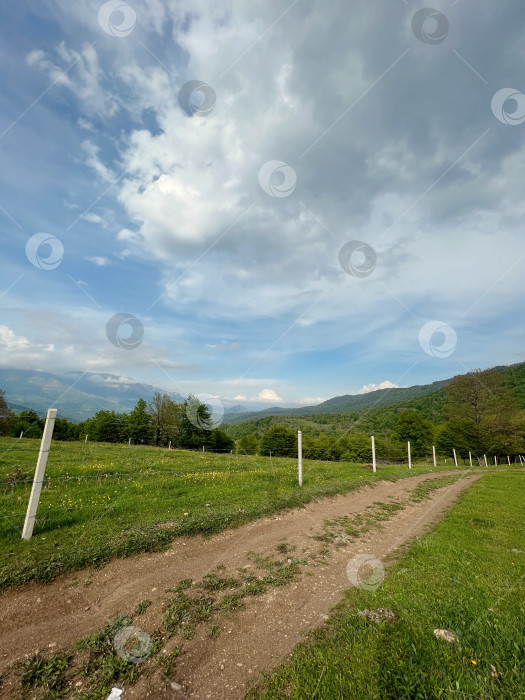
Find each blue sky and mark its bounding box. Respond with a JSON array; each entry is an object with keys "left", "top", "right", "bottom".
[{"left": 1, "top": 0, "right": 524, "bottom": 410}]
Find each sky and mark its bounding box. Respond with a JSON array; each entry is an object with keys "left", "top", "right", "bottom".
[{"left": 1, "top": 0, "right": 524, "bottom": 411}]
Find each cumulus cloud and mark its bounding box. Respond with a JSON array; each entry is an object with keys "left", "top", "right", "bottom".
[
  {"left": 8, "top": 1, "right": 525, "bottom": 402},
  {"left": 0, "top": 326, "right": 30, "bottom": 351},
  {"left": 257, "top": 389, "right": 283, "bottom": 403},
  {"left": 357, "top": 381, "right": 400, "bottom": 395}
]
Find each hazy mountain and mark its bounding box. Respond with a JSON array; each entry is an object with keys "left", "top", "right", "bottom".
[{"left": 0, "top": 369, "right": 185, "bottom": 422}]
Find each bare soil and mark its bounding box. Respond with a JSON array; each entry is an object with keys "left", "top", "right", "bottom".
[{"left": 0, "top": 470, "right": 480, "bottom": 699}]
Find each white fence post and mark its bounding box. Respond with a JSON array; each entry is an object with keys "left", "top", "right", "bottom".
[
  {"left": 408, "top": 441, "right": 412, "bottom": 470},
  {"left": 371, "top": 435, "right": 376, "bottom": 473},
  {"left": 85, "top": 434, "right": 88, "bottom": 443},
  {"left": 484, "top": 454, "right": 488, "bottom": 467},
  {"left": 494, "top": 455, "right": 497, "bottom": 466},
  {"left": 507, "top": 455, "right": 510, "bottom": 465},
  {"left": 22, "top": 409, "right": 57, "bottom": 541},
  {"left": 298, "top": 431, "right": 303, "bottom": 486},
  {"left": 453, "top": 449, "right": 458, "bottom": 467},
  {"left": 19, "top": 431, "right": 23, "bottom": 439},
  {"left": 469, "top": 451, "right": 472, "bottom": 468},
  {"left": 432, "top": 445, "right": 437, "bottom": 468}
]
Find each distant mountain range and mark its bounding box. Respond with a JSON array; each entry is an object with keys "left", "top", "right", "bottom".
[
  {"left": 2, "top": 362, "right": 524, "bottom": 424},
  {"left": 0, "top": 369, "right": 187, "bottom": 422}
]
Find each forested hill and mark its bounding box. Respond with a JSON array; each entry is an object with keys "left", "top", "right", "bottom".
[
  {"left": 222, "top": 378, "right": 452, "bottom": 426},
  {"left": 222, "top": 362, "right": 525, "bottom": 439}
]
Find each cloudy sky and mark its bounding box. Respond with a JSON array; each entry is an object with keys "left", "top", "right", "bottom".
[{"left": 1, "top": 0, "right": 524, "bottom": 409}]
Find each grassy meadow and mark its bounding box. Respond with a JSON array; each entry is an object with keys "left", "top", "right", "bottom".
[{"left": 1, "top": 436, "right": 468, "bottom": 590}]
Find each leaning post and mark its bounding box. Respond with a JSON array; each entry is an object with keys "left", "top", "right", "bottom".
[
  {"left": 22, "top": 409, "right": 57, "bottom": 541},
  {"left": 298, "top": 431, "right": 303, "bottom": 486}
]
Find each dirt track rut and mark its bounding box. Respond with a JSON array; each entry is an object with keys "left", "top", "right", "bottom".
[{"left": 0, "top": 470, "right": 480, "bottom": 699}]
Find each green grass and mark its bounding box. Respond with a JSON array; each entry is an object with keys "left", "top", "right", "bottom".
[
  {"left": 0, "top": 437, "right": 473, "bottom": 590},
  {"left": 246, "top": 471, "right": 525, "bottom": 699}
]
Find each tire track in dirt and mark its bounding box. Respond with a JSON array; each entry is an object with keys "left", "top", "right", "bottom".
[{"left": 0, "top": 470, "right": 479, "bottom": 698}]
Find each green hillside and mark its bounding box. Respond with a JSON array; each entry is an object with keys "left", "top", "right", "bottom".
[
  {"left": 223, "top": 363, "right": 525, "bottom": 441},
  {"left": 222, "top": 379, "right": 451, "bottom": 426}
]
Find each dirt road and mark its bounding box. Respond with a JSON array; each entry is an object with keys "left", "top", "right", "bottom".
[{"left": 0, "top": 470, "right": 480, "bottom": 699}]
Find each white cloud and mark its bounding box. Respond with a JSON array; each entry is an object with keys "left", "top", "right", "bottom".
[
  {"left": 233, "top": 395, "right": 247, "bottom": 401},
  {"left": 257, "top": 389, "right": 283, "bottom": 403},
  {"left": 86, "top": 256, "right": 110, "bottom": 266},
  {"left": 0, "top": 326, "right": 30, "bottom": 350},
  {"left": 81, "top": 141, "right": 115, "bottom": 183},
  {"left": 296, "top": 397, "right": 327, "bottom": 405},
  {"left": 81, "top": 213, "right": 104, "bottom": 225},
  {"left": 26, "top": 42, "right": 118, "bottom": 117},
  {"left": 357, "top": 381, "right": 400, "bottom": 395}
]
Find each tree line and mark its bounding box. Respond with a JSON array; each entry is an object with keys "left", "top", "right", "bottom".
[
  {"left": 236, "top": 369, "right": 525, "bottom": 461},
  {"left": 1, "top": 369, "right": 524, "bottom": 462},
  {"left": 0, "top": 392, "right": 234, "bottom": 453}
]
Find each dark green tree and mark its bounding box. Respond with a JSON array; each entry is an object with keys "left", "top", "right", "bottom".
[
  {"left": 85, "top": 410, "right": 124, "bottom": 442},
  {"left": 339, "top": 432, "right": 373, "bottom": 462},
  {"left": 0, "top": 389, "right": 15, "bottom": 436},
  {"left": 443, "top": 369, "right": 524, "bottom": 456},
  {"left": 148, "top": 392, "right": 182, "bottom": 446},
  {"left": 393, "top": 410, "right": 434, "bottom": 457},
  {"left": 11, "top": 409, "right": 44, "bottom": 438},
  {"left": 127, "top": 398, "right": 154, "bottom": 444},
  {"left": 259, "top": 426, "right": 297, "bottom": 457},
  {"left": 238, "top": 434, "right": 259, "bottom": 455},
  {"left": 53, "top": 417, "right": 77, "bottom": 441}
]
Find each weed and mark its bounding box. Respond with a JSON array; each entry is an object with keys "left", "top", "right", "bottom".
[
  {"left": 157, "top": 645, "right": 182, "bottom": 677},
  {"left": 163, "top": 593, "right": 215, "bottom": 638},
  {"left": 134, "top": 599, "right": 152, "bottom": 615},
  {"left": 209, "top": 624, "right": 222, "bottom": 639},
  {"left": 200, "top": 573, "right": 242, "bottom": 592},
  {"left": 18, "top": 652, "right": 72, "bottom": 696}
]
